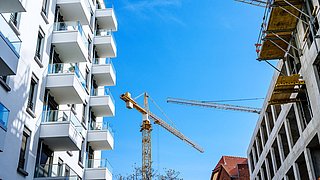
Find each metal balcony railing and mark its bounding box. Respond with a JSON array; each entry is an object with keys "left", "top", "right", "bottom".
[
  {"left": 90, "top": 87, "right": 115, "bottom": 105},
  {"left": 0, "top": 14, "right": 21, "bottom": 56},
  {"left": 53, "top": 21, "right": 88, "bottom": 49},
  {"left": 95, "top": 29, "right": 117, "bottom": 47},
  {"left": 34, "top": 163, "right": 80, "bottom": 180},
  {"left": 89, "top": 121, "right": 114, "bottom": 137},
  {"left": 93, "top": 58, "right": 116, "bottom": 74},
  {"left": 42, "top": 110, "right": 85, "bottom": 135},
  {"left": 48, "top": 63, "right": 87, "bottom": 90},
  {"left": 86, "top": 159, "right": 113, "bottom": 173}
]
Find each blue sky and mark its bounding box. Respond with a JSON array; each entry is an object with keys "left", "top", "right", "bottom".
[{"left": 104, "top": 0, "right": 275, "bottom": 179}]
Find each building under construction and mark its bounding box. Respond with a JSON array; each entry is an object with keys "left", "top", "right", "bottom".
[{"left": 246, "top": 0, "right": 320, "bottom": 179}]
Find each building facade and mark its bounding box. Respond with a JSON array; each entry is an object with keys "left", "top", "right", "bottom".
[
  {"left": 247, "top": 0, "right": 320, "bottom": 179},
  {"left": 0, "top": 0, "right": 117, "bottom": 179}
]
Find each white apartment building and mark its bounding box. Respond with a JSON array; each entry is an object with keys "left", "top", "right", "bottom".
[
  {"left": 247, "top": 0, "right": 320, "bottom": 179},
  {"left": 0, "top": 0, "right": 117, "bottom": 179}
]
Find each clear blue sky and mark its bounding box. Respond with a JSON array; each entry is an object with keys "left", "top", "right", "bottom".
[{"left": 104, "top": 0, "right": 275, "bottom": 179}]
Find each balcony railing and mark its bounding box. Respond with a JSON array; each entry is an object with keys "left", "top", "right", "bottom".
[
  {"left": 89, "top": 121, "right": 114, "bottom": 137},
  {"left": 95, "top": 29, "right": 116, "bottom": 46},
  {"left": 0, "top": 103, "right": 9, "bottom": 130},
  {"left": 42, "top": 110, "right": 85, "bottom": 135},
  {"left": 0, "top": 14, "right": 21, "bottom": 56},
  {"left": 90, "top": 87, "right": 115, "bottom": 104},
  {"left": 48, "top": 63, "right": 87, "bottom": 89},
  {"left": 86, "top": 159, "right": 113, "bottom": 172},
  {"left": 93, "top": 58, "right": 116, "bottom": 73},
  {"left": 53, "top": 21, "right": 88, "bottom": 49},
  {"left": 34, "top": 163, "right": 80, "bottom": 180}
]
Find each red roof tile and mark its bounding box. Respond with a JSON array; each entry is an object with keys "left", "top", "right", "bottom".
[{"left": 213, "top": 156, "right": 248, "bottom": 177}]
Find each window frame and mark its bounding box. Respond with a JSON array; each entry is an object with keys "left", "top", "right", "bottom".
[
  {"left": 0, "top": 102, "right": 10, "bottom": 131},
  {"left": 17, "top": 127, "right": 31, "bottom": 176},
  {"left": 35, "top": 28, "right": 45, "bottom": 63},
  {"left": 27, "top": 74, "right": 39, "bottom": 117}
]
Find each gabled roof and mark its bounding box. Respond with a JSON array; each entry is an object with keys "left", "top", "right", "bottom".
[{"left": 213, "top": 156, "right": 248, "bottom": 177}]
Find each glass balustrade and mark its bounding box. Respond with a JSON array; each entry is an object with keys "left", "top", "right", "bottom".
[
  {"left": 48, "top": 63, "right": 87, "bottom": 89},
  {"left": 34, "top": 163, "right": 80, "bottom": 179},
  {"left": 86, "top": 159, "right": 113, "bottom": 173},
  {"left": 53, "top": 21, "right": 88, "bottom": 49},
  {"left": 0, "top": 14, "right": 21, "bottom": 55}
]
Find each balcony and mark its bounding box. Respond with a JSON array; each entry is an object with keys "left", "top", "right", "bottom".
[
  {"left": 0, "top": 0, "right": 25, "bottom": 13},
  {"left": 52, "top": 21, "right": 88, "bottom": 63},
  {"left": 46, "top": 63, "right": 88, "bottom": 104},
  {"left": 0, "top": 14, "right": 21, "bottom": 75},
  {"left": 34, "top": 163, "right": 80, "bottom": 180},
  {"left": 95, "top": 8, "right": 118, "bottom": 31},
  {"left": 90, "top": 87, "right": 115, "bottom": 117},
  {"left": 88, "top": 122, "right": 114, "bottom": 150},
  {"left": 56, "top": 0, "right": 91, "bottom": 25},
  {"left": 40, "top": 110, "right": 84, "bottom": 151},
  {"left": 92, "top": 58, "right": 116, "bottom": 86},
  {"left": 94, "top": 29, "right": 117, "bottom": 58},
  {"left": 85, "top": 159, "right": 112, "bottom": 180}
]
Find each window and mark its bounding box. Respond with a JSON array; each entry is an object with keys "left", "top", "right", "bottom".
[
  {"left": 35, "top": 28, "right": 45, "bottom": 62},
  {"left": 18, "top": 127, "right": 31, "bottom": 175},
  {"left": 0, "top": 75, "right": 11, "bottom": 91},
  {"left": 10, "top": 12, "right": 20, "bottom": 28},
  {"left": 85, "top": 67, "right": 90, "bottom": 90},
  {"left": 42, "top": 0, "right": 49, "bottom": 16},
  {"left": 0, "top": 76, "right": 7, "bottom": 83},
  {"left": 57, "top": 158, "right": 63, "bottom": 176},
  {"left": 78, "top": 138, "right": 85, "bottom": 166},
  {"left": 82, "top": 103, "right": 87, "bottom": 124},
  {"left": 0, "top": 103, "right": 9, "bottom": 130},
  {"left": 27, "top": 74, "right": 39, "bottom": 113}
]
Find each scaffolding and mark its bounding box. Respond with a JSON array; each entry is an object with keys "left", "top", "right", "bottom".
[
  {"left": 269, "top": 74, "right": 305, "bottom": 105},
  {"left": 255, "top": 0, "right": 306, "bottom": 60}
]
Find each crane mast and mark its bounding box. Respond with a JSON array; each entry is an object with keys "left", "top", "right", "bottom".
[
  {"left": 167, "top": 97, "right": 261, "bottom": 114},
  {"left": 120, "top": 92, "right": 204, "bottom": 180}
]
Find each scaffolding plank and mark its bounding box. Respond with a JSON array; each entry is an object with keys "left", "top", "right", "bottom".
[
  {"left": 257, "top": 0, "right": 302, "bottom": 60},
  {"left": 269, "top": 74, "right": 305, "bottom": 105},
  {"left": 259, "top": 34, "right": 291, "bottom": 60}
]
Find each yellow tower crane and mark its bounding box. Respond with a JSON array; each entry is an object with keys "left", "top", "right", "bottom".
[{"left": 120, "top": 92, "right": 204, "bottom": 180}]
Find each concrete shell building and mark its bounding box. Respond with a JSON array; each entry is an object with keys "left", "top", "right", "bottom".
[
  {"left": 0, "top": 0, "right": 117, "bottom": 179},
  {"left": 247, "top": 0, "right": 320, "bottom": 179}
]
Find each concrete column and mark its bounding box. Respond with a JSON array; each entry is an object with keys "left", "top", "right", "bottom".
[
  {"left": 293, "top": 163, "right": 301, "bottom": 180},
  {"left": 277, "top": 134, "right": 285, "bottom": 163},
  {"left": 260, "top": 167, "right": 266, "bottom": 180},
  {"left": 260, "top": 127, "right": 266, "bottom": 147},
  {"left": 256, "top": 138, "right": 261, "bottom": 157},
  {"left": 284, "top": 118, "right": 294, "bottom": 150},
  {"left": 304, "top": 149, "right": 316, "bottom": 180},
  {"left": 271, "top": 105, "right": 278, "bottom": 123},
  {"left": 252, "top": 146, "right": 258, "bottom": 166},
  {"left": 293, "top": 103, "right": 304, "bottom": 134},
  {"left": 284, "top": 56, "right": 291, "bottom": 75},
  {"left": 270, "top": 147, "right": 278, "bottom": 174},
  {"left": 265, "top": 159, "right": 271, "bottom": 180},
  {"left": 264, "top": 114, "right": 271, "bottom": 135}
]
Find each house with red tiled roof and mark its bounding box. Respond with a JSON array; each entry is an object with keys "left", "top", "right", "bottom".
[{"left": 211, "top": 156, "right": 250, "bottom": 180}]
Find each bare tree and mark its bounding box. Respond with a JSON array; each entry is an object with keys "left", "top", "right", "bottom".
[{"left": 114, "top": 164, "right": 183, "bottom": 180}]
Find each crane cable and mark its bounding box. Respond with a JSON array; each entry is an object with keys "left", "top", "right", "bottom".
[{"left": 149, "top": 96, "right": 177, "bottom": 129}]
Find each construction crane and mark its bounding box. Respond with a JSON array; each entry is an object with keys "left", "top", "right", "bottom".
[
  {"left": 234, "top": 0, "right": 268, "bottom": 7},
  {"left": 167, "top": 97, "right": 262, "bottom": 114},
  {"left": 120, "top": 92, "right": 204, "bottom": 180}
]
